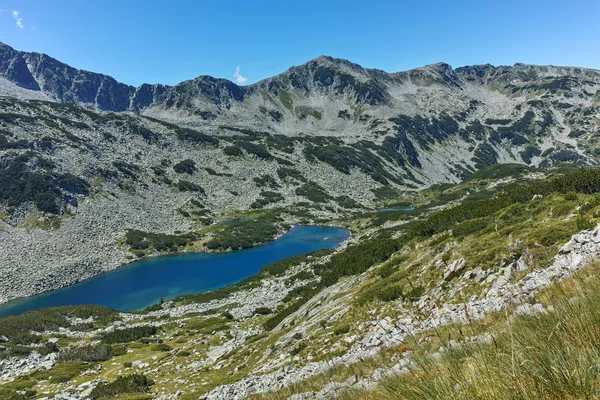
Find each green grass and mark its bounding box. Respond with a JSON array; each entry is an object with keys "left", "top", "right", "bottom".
[{"left": 356, "top": 263, "right": 600, "bottom": 400}]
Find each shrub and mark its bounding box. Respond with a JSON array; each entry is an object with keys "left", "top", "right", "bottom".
[
  {"left": 173, "top": 159, "right": 197, "bottom": 174},
  {"left": 333, "top": 323, "right": 350, "bottom": 335},
  {"left": 222, "top": 311, "right": 234, "bottom": 320},
  {"left": 376, "top": 285, "right": 403, "bottom": 302},
  {"left": 89, "top": 374, "right": 154, "bottom": 399},
  {"left": 576, "top": 215, "right": 594, "bottom": 231},
  {"left": 295, "top": 182, "right": 332, "bottom": 203},
  {"left": 452, "top": 217, "right": 490, "bottom": 237},
  {"left": 176, "top": 128, "right": 218, "bottom": 146},
  {"left": 111, "top": 345, "right": 127, "bottom": 356},
  {"left": 177, "top": 180, "right": 204, "bottom": 193},
  {"left": 290, "top": 342, "right": 307, "bottom": 356},
  {"left": 150, "top": 343, "right": 171, "bottom": 352},
  {"left": 253, "top": 307, "right": 272, "bottom": 315},
  {"left": 30, "top": 362, "right": 88, "bottom": 383},
  {"left": 277, "top": 167, "right": 307, "bottom": 183},
  {"left": 0, "top": 153, "right": 89, "bottom": 214},
  {"left": 205, "top": 215, "right": 283, "bottom": 250},
  {"left": 101, "top": 326, "right": 157, "bottom": 344},
  {"left": 125, "top": 230, "right": 196, "bottom": 252},
  {"left": 223, "top": 146, "right": 243, "bottom": 156},
  {"left": 184, "top": 317, "right": 230, "bottom": 334},
  {"left": 253, "top": 175, "right": 280, "bottom": 188},
  {"left": 564, "top": 191, "right": 578, "bottom": 201},
  {"left": 58, "top": 344, "right": 112, "bottom": 362}
]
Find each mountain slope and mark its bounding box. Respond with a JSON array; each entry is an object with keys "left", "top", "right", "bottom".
[
  {"left": 0, "top": 42, "right": 600, "bottom": 305},
  {"left": 2, "top": 167, "right": 600, "bottom": 399}
]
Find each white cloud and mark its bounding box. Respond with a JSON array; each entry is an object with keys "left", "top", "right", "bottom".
[
  {"left": 233, "top": 66, "right": 248, "bottom": 84},
  {"left": 12, "top": 10, "right": 23, "bottom": 29}
]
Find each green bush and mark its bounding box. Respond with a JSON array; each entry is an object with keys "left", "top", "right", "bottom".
[
  {"left": 376, "top": 285, "right": 403, "bottom": 302},
  {"left": 237, "top": 141, "right": 273, "bottom": 160},
  {"left": 205, "top": 215, "right": 284, "bottom": 250},
  {"left": 173, "top": 159, "right": 197, "bottom": 174},
  {"left": 177, "top": 180, "right": 205, "bottom": 193},
  {"left": 30, "top": 362, "right": 88, "bottom": 383},
  {"left": 58, "top": 344, "right": 112, "bottom": 362},
  {"left": 89, "top": 374, "right": 154, "bottom": 399},
  {"left": 452, "top": 217, "right": 490, "bottom": 237},
  {"left": 253, "top": 175, "right": 280, "bottom": 188},
  {"left": 0, "top": 153, "right": 89, "bottom": 214},
  {"left": 295, "top": 182, "right": 332, "bottom": 203},
  {"left": 277, "top": 167, "right": 307, "bottom": 183},
  {"left": 290, "top": 342, "right": 307, "bottom": 356},
  {"left": 333, "top": 323, "right": 350, "bottom": 335},
  {"left": 253, "top": 307, "right": 272, "bottom": 315},
  {"left": 101, "top": 326, "right": 157, "bottom": 344},
  {"left": 223, "top": 146, "right": 243, "bottom": 156},
  {"left": 176, "top": 128, "right": 218, "bottom": 146},
  {"left": 185, "top": 317, "right": 229, "bottom": 334},
  {"left": 222, "top": 311, "right": 234, "bottom": 320},
  {"left": 111, "top": 345, "right": 127, "bottom": 356},
  {"left": 150, "top": 343, "right": 171, "bottom": 352},
  {"left": 576, "top": 215, "right": 594, "bottom": 231},
  {"left": 125, "top": 230, "right": 196, "bottom": 252}
]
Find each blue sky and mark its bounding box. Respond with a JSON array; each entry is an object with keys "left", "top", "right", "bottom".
[{"left": 0, "top": 0, "right": 598, "bottom": 87}]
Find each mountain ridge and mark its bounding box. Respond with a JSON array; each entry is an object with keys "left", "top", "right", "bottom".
[{"left": 1, "top": 41, "right": 599, "bottom": 113}]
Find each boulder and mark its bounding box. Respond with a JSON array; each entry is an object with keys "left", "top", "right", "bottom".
[
  {"left": 443, "top": 258, "right": 466, "bottom": 281},
  {"left": 559, "top": 240, "right": 575, "bottom": 254}
]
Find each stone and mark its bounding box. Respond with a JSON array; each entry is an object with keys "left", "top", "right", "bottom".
[
  {"left": 559, "top": 240, "right": 575, "bottom": 254},
  {"left": 516, "top": 258, "right": 528, "bottom": 272},
  {"left": 443, "top": 258, "right": 466, "bottom": 281},
  {"left": 574, "top": 234, "right": 590, "bottom": 244},
  {"left": 207, "top": 346, "right": 229, "bottom": 363}
]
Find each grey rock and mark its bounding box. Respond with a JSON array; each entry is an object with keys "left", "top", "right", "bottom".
[{"left": 443, "top": 258, "right": 466, "bottom": 281}]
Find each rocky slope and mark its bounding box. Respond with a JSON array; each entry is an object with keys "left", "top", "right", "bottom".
[
  {"left": 0, "top": 41, "right": 600, "bottom": 304},
  {"left": 2, "top": 166, "right": 600, "bottom": 400}
]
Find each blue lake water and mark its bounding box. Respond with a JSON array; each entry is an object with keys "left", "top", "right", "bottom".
[
  {"left": 0, "top": 225, "right": 350, "bottom": 316},
  {"left": 377, "top": 207, "right": 414, "bottom": 212}
]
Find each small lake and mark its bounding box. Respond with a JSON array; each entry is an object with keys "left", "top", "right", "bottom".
[
  {"left": 0, "top": 226, "right": 350, "bottom": 316},
  {"left": 377, "top": 206, "right": 414, "bottom": 212}
]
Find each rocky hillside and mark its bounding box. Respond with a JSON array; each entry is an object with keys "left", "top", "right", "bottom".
[
  {"left": 0, "top": 40, "right": 600, "bottom": 305},
  {"left": 2, "top": 166, "right": 600, "bottom": 400}
]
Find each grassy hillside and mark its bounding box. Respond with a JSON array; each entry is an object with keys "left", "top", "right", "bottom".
[{"left": 2, "top": 165, "right": 600, "bottom": 399}]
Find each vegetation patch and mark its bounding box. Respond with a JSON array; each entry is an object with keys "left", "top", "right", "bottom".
[
  {"left": 173, "top": 159, "right": 197, "bottom": 174},
  {"left": 206, "top": 214, "right": 286, "bottom": 250},
  {"left": 89, "top": 374, "right": 154, "bottom": 399},
  {"left": 125, "top": 230, "right": 197, "bottom": 253},
  {"left": 295, "top": 182, "right": 333, "bottom": 203},
  {"left": 102, "top": 326, "right": 158, "bottom": 344}
]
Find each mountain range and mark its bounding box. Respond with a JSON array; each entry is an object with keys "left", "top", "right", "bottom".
[
  {"left": 0, "top": 40, "right": 599, "bottom": 304},
  {"left": 2, "top": 41, "right": 600, "bottom": 400}
]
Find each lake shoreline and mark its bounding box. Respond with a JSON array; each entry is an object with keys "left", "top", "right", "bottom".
[
  {"left": 0, "top": 225, "right": 351, "bottom": 316},
  {"left": 0, "top": 222, "right": 296, "bottom": 308}
]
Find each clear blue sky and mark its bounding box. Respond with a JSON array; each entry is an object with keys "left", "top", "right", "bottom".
[{"left": 0, "top": 0, "right": 598, "bottom": 87}]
